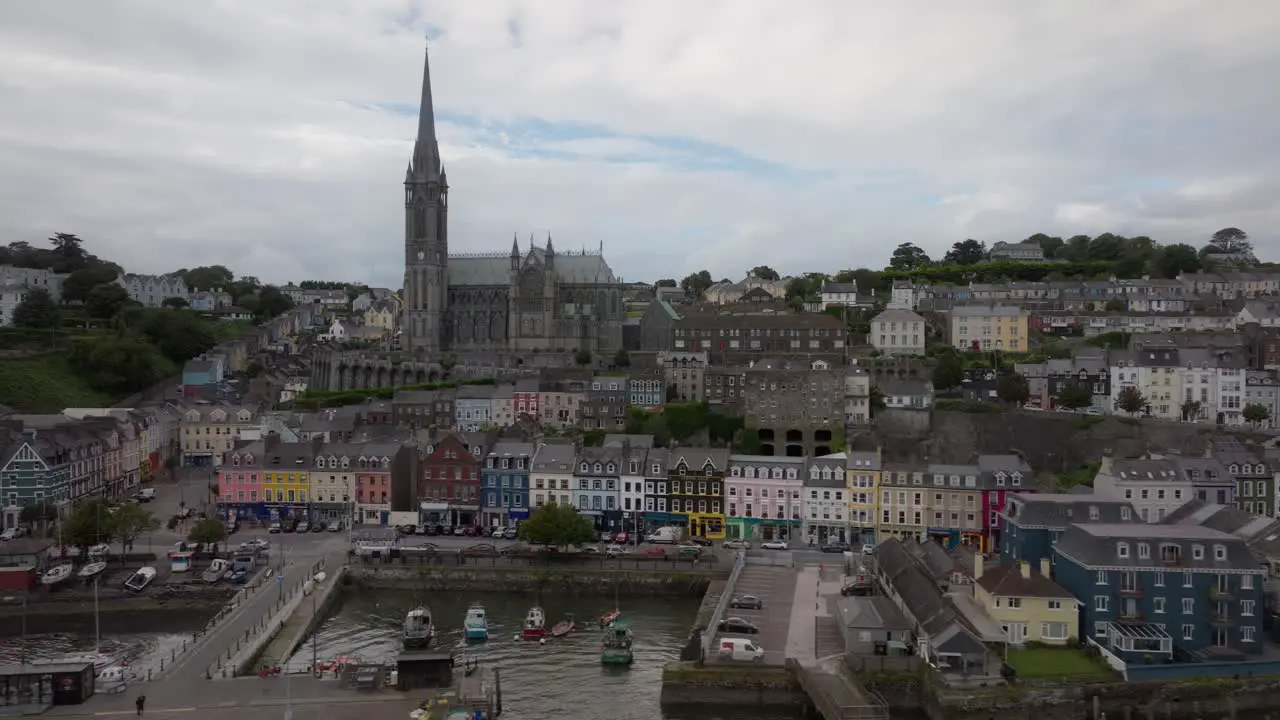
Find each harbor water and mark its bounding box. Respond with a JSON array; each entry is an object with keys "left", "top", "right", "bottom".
[
  {"left": 0, "top": 630, "right": 189, "bottom": 676},
  {"left": 289, "top": 590, "right": 803, "bottom": 720}
]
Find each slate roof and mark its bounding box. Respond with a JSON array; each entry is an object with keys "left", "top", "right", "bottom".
[
  {"left": 666, "top": 447, "right": 730, "bottom": 472},
  {"left": 976, "top": 561, "right": 1073, "bottom": 599},
  {"left": 447, "top": 247, "right": 617, "bottom": 286},
  {"left": 1054, "top": 523, "right": 1262, "bottom": 571},
  {"left": 836, "top": 595, "right": 910, "bottom": 630},
  {"left": 530, "top": 443, "right": 577, "bottom": 473},
  {"left": 1161, "top": 499, "right": 1280, "bottom": 561},
  {"left": 1004, "top": 494, "right": 1139, "bottom": 529}
]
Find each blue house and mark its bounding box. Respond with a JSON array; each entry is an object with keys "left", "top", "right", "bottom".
[
  {"left": 1001, "top": 493, "right": 1140, "bottom": 566},
  {"left": 1053, "top": 524, "right": 1266, "bottom": 664},
  {"left": 480, "top": 442, "right": 533, "bottom": 529},
  {"left": 181, "top": 357, "right": 224, "bottom": 388}
]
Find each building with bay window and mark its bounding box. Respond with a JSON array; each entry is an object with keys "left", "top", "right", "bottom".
[{"left": 805, "top": 454, "right": 849, "bottom": 544}]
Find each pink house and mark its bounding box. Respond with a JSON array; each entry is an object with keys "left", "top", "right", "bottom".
[
  {"left": 725, "top": 455, "right": 806, "bottom": 542},
  {"left": 217, "top": 446, "right": 263, "bottom": 520}
]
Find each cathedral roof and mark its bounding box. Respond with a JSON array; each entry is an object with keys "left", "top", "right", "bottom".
[{"left": 447, "top": 247, "right": 618, "bottom": 286}]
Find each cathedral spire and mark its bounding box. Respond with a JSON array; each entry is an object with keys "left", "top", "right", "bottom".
[
  {"left": 411, "top": 43, "right": 441, "bottom": 180},
  {"left": 511, "top": 232, "right": 520, "bottom": 256}
]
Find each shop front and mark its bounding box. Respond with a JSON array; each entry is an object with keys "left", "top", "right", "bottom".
[
  {"left": 419, "top": 502, "right": 449, "bottom": 526},
  {"left": 508, "top": 507, "right": 530, "bottom": 523},
  {"left": 600, "top": 509, "right": 623, "bottom": 532},
  {"left": 218, "top": 502, "right": 266, "bottom": 523},
  {"left": 687, "top": 512, "right": 725, "bottom": 541},
  {"left": 728, "top": 516, "right": 801, "bottom": 542},
  {"left": 805, "top": 522, "right": 849, "bottom": 546},
  {"left": 450, "top": 503, "right": 479, "bottom": 528},
  {"left": 927, "top": 527, "right": 961, "bottom": 549},
  {"left": 310, "top": 501, "right": 351, "bottom": 524},
  {"left": 643, "top": 512, "right": 687, "bottom": 534},
  {"left": 579, "top": 508, "right": 602, "bottom": 529},
  {"left": 263, "top": 504, "right": 306, "bottom": 523}
]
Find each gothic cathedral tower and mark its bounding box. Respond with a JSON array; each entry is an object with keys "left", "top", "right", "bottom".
[{"left": 403, "top": 44, "right": 448, "bottom": 356}]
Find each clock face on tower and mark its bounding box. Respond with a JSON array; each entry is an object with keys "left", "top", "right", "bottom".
[{"left": 417, "top": 250, "right": 425, "bottom": 260}]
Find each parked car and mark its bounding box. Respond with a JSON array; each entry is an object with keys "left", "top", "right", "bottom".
[
  {"left": 327, "top": 521, "right": 343, "bottom": 533},
  {"left": 820, "top": 542, "right": 851, "bottom": 553},
  {"left": 643, "top": 546, "right": 667, "bottom": 558},
  {"left": 599, "top": 530, "right": 613, "bottom": 542},
  {"left": 453, "top": 526, "right": 467, "bottom": 536},
  {"left": 723, "top": 540, "right": 750, "bottom": 550},
  {"left": 728, "top": 595, "right": 763, "bottom": 610},
  {"left": 0, "top": 527, "right": 27, "bottom": 541},
  {"left": 718, "top": 617, "right": 760, "bottom": 634},
  {"left": 614, "top": 531, "right": 629, "bottom": 544},
  {"left": 311, "top": 522, "right": 325, "bottom": 533},
  {"left": 268, "top": 522, "right": 282, "bottom": 534},
  {"left": 605, "top": 544, "right": 630, "bottom": 556},
  {"left": 676, "top": 545, "right": 703, "bottom": 558},
  {"left": 718, "top": 638, "right": 765, "bottom": 663},
  {"left": 761, "top": 540, "right": 789, "bottom": 550},
  {"left": 503, "top": 527, "right": 518, "bottom": 540},
  {"left": 861, "top": 544, "right": 877, "bottom": 555},
  {"left": 491, "top": 526, "right": 507, "bottom": 538},
  {"left": 296, "top": 521, "right": 310, "bottom": 533},
  {"left": 687, "top": 536, "right": 713, "bottom": 547}
]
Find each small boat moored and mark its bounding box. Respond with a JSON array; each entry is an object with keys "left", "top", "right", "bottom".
[
  {"left": 550, "top": 613, "right": 576, "bottom": 638},
  {"left": 598, "top": 609, "right": 621, "bottom": 627},
  {"left": 521, "top": 606, "right": 546, "bottom": 640},
  {"left": 123, "top": 567, "right": 156, "bottom": 593},
  {"left": 77, "top": 561, "right": 107, "bottom": 583},
  {"left": 600, "top": 619, "right": 634, "bottom": 665},
  {"left": 463, "top": 602, "right": 488, "bottom": 640},
  {"left": 402, "top": 606, "right": 435, "bottom": 649},
  {"left": 40, "top": 564, "right": 74, "bottom": 587}
]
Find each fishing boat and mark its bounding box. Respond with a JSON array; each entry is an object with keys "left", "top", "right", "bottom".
[
  {"left": 463, "top": 602, "right": 488, "bottom": 640},
  {"left": 123, "top": 567, "right": 156, "bottom": 593},
  {"left": 550, "top": 613, "right": 576, "bottom": 638},
  {"left": 78, "top": 561, "right": 107, "bottom": 582},
  {"left": 201, "top": 559, "right": 230, "bottom": 584},
  {"left": 521, "top": 606, "right": 546, "bottom": 640},
  {"left": 40, "top": 564, "right": 74, "bottom": 587},
  {"left": 402, "top": 606, "right": 435, "bottom": 649},
  {"left": 600, "top": 619, "right": 634, "bottom": 665},
  {"left": 599, "top": 585, "right": 622, "bottom": 626}
]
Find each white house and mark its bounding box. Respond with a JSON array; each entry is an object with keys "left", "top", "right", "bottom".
[
  {"left": 870, "top": 308, "right": 926, "bottom": 356},
  {"left": 1092, "top": 457, "right": 1191, "bottom": 523},
  {"left": 803, "top": 454, "right": 849, "bottom": 544},
  {"left": 529, "top": 443, "right": 576, "bottom": 508},
  {"left": 318, "top": 318, "right": 346, "bottom": 342},
  {"left": 280, "top": 378, "right": 308, "bottom": 404},
  {"left": 821, "top": 282, "right": 859, "bottom": 308},
  {"left": 890, "top": 281, "right": 918, "bottom": 310}
]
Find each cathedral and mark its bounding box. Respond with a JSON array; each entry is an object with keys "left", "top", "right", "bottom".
[{"left": 402, "top": 45, "right": 624, "bottom": 357}]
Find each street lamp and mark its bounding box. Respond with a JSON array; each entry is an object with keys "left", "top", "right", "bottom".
[{"left": 1, "top": 593, "right": 28, "bottom": 665}]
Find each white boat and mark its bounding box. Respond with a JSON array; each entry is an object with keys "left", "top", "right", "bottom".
[
  {"left": 39, "top": 652, "right": 115, "bottom": 671},
  {"left": 463, "top": 602, "right": 488, "bottom": 640},
  {"left": 123, "top": 567, "right": 156, "bottom": 593},
  {"left": 40, "top": 564, "right": 74, "bottom": 587},
  {"left": 78, "top": 561, "right": 107, "bottom": 582},
  {"left": 402, "top": 606, "right": 435, "bottom": 650},
  {"left": 202, "top": 559, "right": 230, "bottom": 583}
]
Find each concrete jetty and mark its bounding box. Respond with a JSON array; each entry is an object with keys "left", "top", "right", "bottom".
[{"left": 251, "top": 565, "right": 345, "bottom": 672}]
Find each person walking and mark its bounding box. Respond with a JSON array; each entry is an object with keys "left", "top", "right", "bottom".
[{"left": 135, "top": 695, "right": 146, "bottom": 716}]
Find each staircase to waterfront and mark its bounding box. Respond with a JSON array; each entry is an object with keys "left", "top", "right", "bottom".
[{"left": 793, "top": 656, "right": 890, "bottom": 720}]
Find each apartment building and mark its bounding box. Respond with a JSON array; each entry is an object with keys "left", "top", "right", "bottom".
[
  {"left": 870, "top": 308, "right": 926, "bottom": 356},
  {"left": 950, "top": 305, "right": 1029, "bottom": 352},
  {"left": 726, "top": 455, "right": 805, "bottom": 542}
]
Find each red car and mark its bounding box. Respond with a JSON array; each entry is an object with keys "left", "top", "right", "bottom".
[
  {"left": 644, "top": 546, "right": 666, "bottom": 558},
  {"left": 614, "top": 531, "right": 629, "bottom": 544}
]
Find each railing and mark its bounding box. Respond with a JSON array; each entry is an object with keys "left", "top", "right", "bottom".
[
  {"left": 792, "top": 662, "right": 889, "bottom": 720},
  {"left": 357, "top": 551, "right": 723, "bottom": 572},
  {"left": 700, "top": 551, "right": 747, "bottom": 660}
]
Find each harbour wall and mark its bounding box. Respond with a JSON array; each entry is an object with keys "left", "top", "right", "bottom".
[
  {"left": 0, "top": 596, "right": 227, "bottom": 635},
  {"left": 659, "top": 661, "right": 805, "bottom": 706},
  {"left": 346, "top": 565, "right": 714, "bottom": 597}
]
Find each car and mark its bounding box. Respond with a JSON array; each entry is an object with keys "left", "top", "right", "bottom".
[
  {"left": 687, "top": 536, "right": 713, "bottom": 547},
  {"left": 723, "top": 540, "right": 750, "bottom": 550},
  {"left": 228, "top": 569, "right": 249, "bottom": 585},
  {"left": 614, "top": 531, "right": 629, "bottom": 544},
  {"left": 296, "top": 521, "right": 310, "bottom": 533},
  {"left": 600, "top": 530, "right": 613, "bottom": 542},
  {"left": 268, "top": 522, "right": 282, "bottom": 534},
  {"left": 311, "top": 522, "right": 325, "bottom": 533},
  {"left": 462, "top": 543, "right": 498, "bottom": 557},
  {"left": 676, "top": 544, "right": 703, "bottom": 558},
  {"left": 643, "top": 546, "right": 667, "bottom": 558},
  {"left": 605, "top": 544, "right": 630, "bottom": 556},
  {"left": 820, "top": 542, "right": 851, "bottom": 553},
  {"left": 491, "top": 526, "right": 506, "bottom": 538},
  {"left": 581, "top": 545, "right": 601, "bottom": 554},
  {"left": 761, "top": 540, "right": 789, "bottom": 551},
  {"left": 249, "top": 538, "right": 270, "bottom": 549},
  {"left": 500, "top": 543, "right": 533, "bottom": 556},
  {"left": 717, "top": 617, "right": 759, "bottom": 634},
  {"left": 861, "top": 544, "right": 877, "bottom": 555},
  {"left": 399, "top": 524, "right": 417, "bottom": 535},
  {"left": 453, "top": 526, "right": 468, "bottom": 536},
  {"left": 728, "top": 595, "right": 763, "bottom": 610},
  {"left": 0, "top": 527, "right": 27, "bottom": 541},
  {"left": 88, "top": 543, "right": 110, "bottom": 556},
  {"left": 503, "top": 527, "right": 518, "bottom": 540}
]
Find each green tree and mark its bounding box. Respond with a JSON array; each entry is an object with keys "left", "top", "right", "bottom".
[
  {"left": 255, "top": 285, "right": 294, "bottom": 319},
  {"left": 517, "top": 502, "right": 598, "bottom": 548},
  {"left": 109, "top": 503, "right": 160, "bottom": 555},
  {"left": 996, "top": 372, "right": 1030, "bottom": 405},
  {"left": 179, "top": 265, "right": 234, "bottom": 291},
  {"left": 127, "top": 308, "right": 218, "bottom": 364},
  {"left": 1207, "top": 227, "right": 1252, "bottom": 256},
  {"left": 574, "top": 349, "right": 592, "bottom": 366},
  {"left": 1243, "top": 403, "right": 1272, "bottom": 427},
  {"left": 62, "top": 264, "right": 120, "bottom": 303},
  {"left": 679, "top": 270, "right": 713, "bottom": 299},
  {"left": 19, "top": 501, "right": 57, "bottom": 535},
  {"left": 869, "top": 386, "right": 887, "bottom": 417},
  {"left": 11, "top": 288, "right": 59, "bottom": 329},
  {"left": 654, "top": 278, "right": 677, "bottom": 289},
  {"left": 161, "top": 296, "right": 189, "bottom": 308},
  {"left": 1153, "top": 243, "right": 1201, "bottom": 278},
  {"left": 942, "top": 239, "right": 986, "bottom": 266},
  {"left": 931, "top": 351, "right": 964, "bottom": 390},
  {"left": 48, "top": 233, "right": 90, "bottom": 273},
  {"left": 1103, "top": 297, "right": 1126, "bottom": 312},
  {"left": 69, "top": 335, "right": 169, "bottom": 393},
  {"left": 748, "top": 265, "right": 780, "bottom": 281},
  {"left": 1115, "top": 386, "right": 1146, "bottom": 415},
  {"left": 62, "top": 498, "right": 114, "bottom": 555},
  {"left": 86, "top": 282, "right": 130, "bottom": 319},
  {"left": 1180, "top": 400, "right": 1203, "bottom": 422},
  {"left": 889, "top": 243, "right": 930, "bottom": 271},
  {"left": 187, "top": 517, "right": 228, "bottom": 549},
  {"left": 1054, "top": 383, "right": 1094, "bottom": 410},
  {"left": 613, "top": 348, "right": 630, "bottom": 368}
]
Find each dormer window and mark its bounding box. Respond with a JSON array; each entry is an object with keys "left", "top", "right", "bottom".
[
  {"left": 382, "top": 458, "right": 390, "bottom": 468},
  {"left": 359, "top": 458, "right": 368, "bottom": 468},
  {"left": 1088, "top": 506, "right": 1099, "bottom": 520},
  {"left": 772, "top": 468, "right": 783, "bottom": 480},
  {"left": 731, "top": 467, "right": 741, "bottom": 477},
  {"left": 809, "top": 467, "right": 819, "bottom": 480},
  {"left": 651, "top": 463, "right": 660, "bottom": 475},
  {"left": 1230, "top": 464, "right": 1240, "bottom": 475},
  {"left": 1213, "top": 544, "right": 1227, "bottom": 561},
  {"left": 1117, "top": 542, "right": 1130, "bottom": 558},
  {"left": 232, "top": 455, "right": 241, "bottom": 466},
  {"left": 244, "top": 454, "right": 253, "bottom": 464},
  {"left": 1120, "top": 507, "right": 1131, "bottom": 521},
  {"left": 593, "top": 462, "right": 602, "bottom": 473},
  {"left": 580, "top": 462, "right": 589, "bottom": 473},
  {"left": 341, "top": 457, "right": 349, "bottom": 468},
  {"left": 328, "top": 456, "right": 338, "bottom": 468},
  {"left": 1192, "top": 544, "right": 1205, "bottom": 560},
  {"left": 606, "top": 463, "right": 616, "bottom": 473},
  {"left": 787, "top": 469, "right": 796, "bottom": 479}
]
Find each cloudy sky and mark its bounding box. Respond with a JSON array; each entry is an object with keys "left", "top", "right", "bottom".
[{"left": 0, "top": 1, "right": 1276, "bottom": 288}]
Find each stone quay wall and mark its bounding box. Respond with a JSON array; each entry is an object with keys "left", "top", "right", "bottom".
[{"left": 346, "top": 565, "right": 713, "bottom": 597}]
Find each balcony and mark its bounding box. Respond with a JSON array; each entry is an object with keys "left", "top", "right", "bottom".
[
  {"left": 1209, "top": 586, "right": 1233, "bottom": 600},
  {"left": 1116, "top": 610, "right": 1145, "bottom": 623},
  {"left": 1117, "top": 584, "right": 1144, "bottom": 597},
  {"left": 1211, "top": 612, "right": 1233, "bottom": 625}
]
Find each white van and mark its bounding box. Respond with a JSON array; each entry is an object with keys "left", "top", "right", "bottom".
[
  {"left": 138, "top": 488, "right": 156, "bottom": 501},
  {"left": 646, "top": 527, "right": 681, "bottom": 545},
  {"left": 718, "top": 638, "right": 765, "bottom": 663}
]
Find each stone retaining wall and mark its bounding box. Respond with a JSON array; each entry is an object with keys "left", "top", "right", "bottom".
[
  {"left": 659, "top": 661, "right": 803, "bottom": 706},
  {"left": 347, "top": 565, "right": 712, "bottom": 597}
]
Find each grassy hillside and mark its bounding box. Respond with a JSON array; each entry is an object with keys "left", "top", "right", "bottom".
[{"left": 0, "top": 355, "right": 119, "bottom": 412}]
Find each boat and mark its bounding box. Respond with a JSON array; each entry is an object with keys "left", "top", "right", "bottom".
[
  {"left": 600, "top": 619, "right": 634, "bottom": 665},
  {"left": 40, "top": 564, "right": 74, "bottom": 587},
  {"left": 78, "top": 561, "right": 107, "bottom": 582},
  {"left": 598, "top": 609, "right": 621, "bottom": 627},
  {"left": 402, "top": 606, "right": 435, "bottom": 649},
  {"left": 202, "top": 559, "right": 230, "bottom": 584},
  {"left": 550, "top": 613, "right": 576, "bottom": 638},
  {"left": 521, "top": 606, "right": 546, "bottom": 640},
  {"left": 123, "top": 567, "right": 156, "bottom": 593},
  {"left": 463, "top": 602, "right": 488, "bottom": 640}
]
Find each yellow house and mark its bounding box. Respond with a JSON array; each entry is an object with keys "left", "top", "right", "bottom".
[
  {"left": 180, "top": 405, "right": 256, "bottom": 467},
  {"left": 362, "top": 299, "right": 398, "bottom": 333},
  {"left": 973, "top": 555, "right": 1079, "bottom": 645},
  {"left": 950, "top": 305, "right": 1029, "bottom": 353},
  {"left": 846, "top": 448, "right": 881, "bottom": 543}
]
